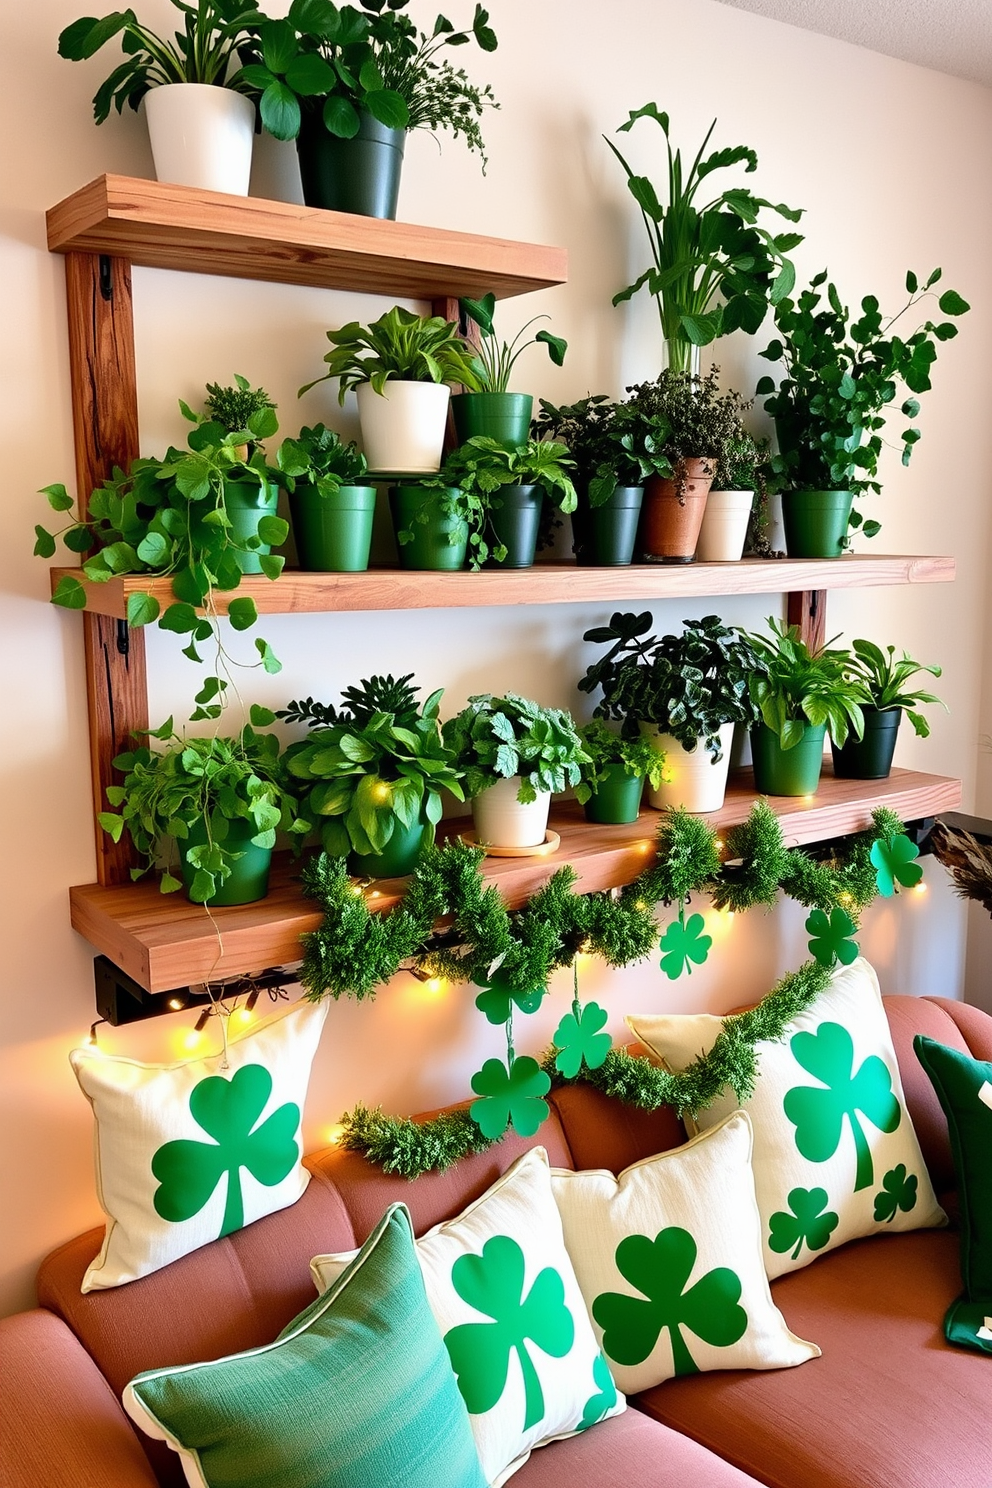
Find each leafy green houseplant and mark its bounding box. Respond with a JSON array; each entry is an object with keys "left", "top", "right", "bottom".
[
  {"left": 277, "top": 423, "right": 374, "bottom": 572},
  {"left": 832, "top": 640, "right": 944, "bottom": 781},
  {"left": 452, "top": 292, "right": 567, "bottom": 446},
  {"left": 577, "top": 718, "right": 666, "bottom": 825}
]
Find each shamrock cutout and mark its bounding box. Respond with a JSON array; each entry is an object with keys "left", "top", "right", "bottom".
[
  {"left": 767, "top": 1186, "right": 840, "bottom": 1260},
  {"left": 577, "top": 1354, "right": 618, "bottom": 1432},
  {"left": 870, "top": 833, "right": 923, "bottom": 897},
  {"left": 805, "top": 906, "right": 859, "bottom": 968},
  {"left": 592, "top": 1226, "right": 747, "bottom": 1378},
  {"left": 444, "top": 1234, "right": 575, "bottom": 1430},
  {"left": 659, "top": 910, "right": 712, "bottom": 981},
  {"left": 873, "top": 1163, "right": 919, "bottom": 1223},
  {"left": 784, "top": 1022, "right": 901, "bottom": 1192},
  {"left": 152, "top": 1065, "right": 300, "bottom": 1238},
  {"left": 470, "top": 1055, "right": 551, "bottom": 1139},
  {"left": 474, "top": 969, "right": 546, "bottom": 1026},
  {"left": 553, "top": 1001, "right": 612, "bottom": 1077}
]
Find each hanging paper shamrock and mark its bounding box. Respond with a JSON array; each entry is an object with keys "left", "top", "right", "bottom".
[
  {"left": 553, "top": 1002, "right": 612, "bottom": 1078},
  {"left": 470, "top": 1057, "right": 550, "bottom": 1138},
  {"left": 577, "top": 1355, "right": 618, "bottom": 1432},
  {"left": 805, "top": 906, "right": 859, "bottom": 968},
  {"left": 870, "top": 832, "right": 923, "bottom": 896},
  {"left": 659, "top": 907, "right": 712, "bottom": 980},
  {"left": 873, "top": 1163, "right": 919, "bottom": 1223},
  {"left": 443, "top": 1235, "right": 575, "bottom": 1430},
  {"left": 784, "top": 1022, "right": 901, "bottom": 1191},
  {"left": 152, "top": 1065, "right": 300, "bottom": 1238},
  {"left": 474, "top": 968, "right": 546, "bottom": 1025},
  {"left": 767, "top": 1186, "right": 840, "bottom": 1261},
  {"left": 592, "top": 1227, "right": 747, "bottom": 1377}
]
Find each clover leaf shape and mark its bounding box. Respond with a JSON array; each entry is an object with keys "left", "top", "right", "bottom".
[
  {"left": 151, "top": 1064, "right": 300, "bottom": 1238},
  {"left": 659, "top": 910, "right": 712, "bottom": 981},
  {"left": 873, "top": 1163, "right": 919, "bottom": 1223},
  {"left": 553, "top": 1001, "right": 612, "bottom": 1077},
  {"left": 474, "top": 969, "right": 546, "bottom": 1025},
  {"left": 870, "top": 833, "right": 923, "bottom": 897},
  {"left": 592, "top": 1226, "right": 747, "bottom": 1378},
  {"left": 469, "top": 1055, "right": 551, "bottom": 1139},
  {"left": 444, "top": 1234, "right": 575, "bottom": 1431},
  {"left": 784, "top": 1021, "right": 901, "bottom": 1192},
  {"left": 767, "top": 1186, "right": 840, "bottom": 1260},
  {"left": 577, "top": 1354, "right": 619, "bottom": 1432},
  {"left": 805, "top": 906, "right": 859, "bottom": 968}
]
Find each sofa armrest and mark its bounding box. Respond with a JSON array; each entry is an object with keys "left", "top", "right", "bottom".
[{"left": 0, "top": 1309, "right": 160, "bottom": 1488}]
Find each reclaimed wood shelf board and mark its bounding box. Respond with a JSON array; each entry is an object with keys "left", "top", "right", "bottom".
[{"left": 68, "top": 765, "right": 961, "bottom": 993}]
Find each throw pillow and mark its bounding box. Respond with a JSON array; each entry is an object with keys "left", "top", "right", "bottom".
[
  {"left": 71, "top": 997, "right": 328, "bottom": 1291},
  {"left": 311, "top": 1146, "right": 624, "bottom": 1486},
  {"left": 914, "top": 1035, "right": 992, "bottom": 1356},
  {"left": 550, "top": 1110, "right": 819, "bottom": 1394},
  {"left": 628, "top": 957, "right": 944, "bottom": 1279},
  {"left": 124, "top": 1203, "right": 487, "bottom": 1488}
]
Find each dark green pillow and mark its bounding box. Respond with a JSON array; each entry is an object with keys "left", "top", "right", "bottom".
[
  {"left": 123, "top": 1203, "right": 488, "bottom": 1487},
  {"left": 914, "top": 1035, "right": 992, "bottom": 1357}
]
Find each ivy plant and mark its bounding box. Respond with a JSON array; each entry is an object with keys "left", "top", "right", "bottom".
[
  {"left": 533, "top": 395, "right": 669, "bottom": 507},
  {"left": 443, "top": 693, "right": 590, "bottom": 803},
  {"left": 300, "top": 304, "right": 483, "bottom": 401},
  {"left": 577, "top": 718, "right": 666, "bottom": 793},
  {"left": 841, "top": 639, "right": 944, "bottom": 737},
  {"left": 745, "top": 619, "right": 869, "bottom": 750},
  {"left": 458, "top": 293, "right": 567, "bottom": 393}
]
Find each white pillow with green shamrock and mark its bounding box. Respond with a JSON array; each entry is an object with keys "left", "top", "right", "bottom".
[
  {"left": 628, "top": 957, "right": 945, "bottom": 1280},
  {"left": 311, "top": 1146, "right": 624, "bottom": 1486},
  {"left": 551, "top": 1110, "right": 819, "bottom": 1394},
  {"left": 70, "top": 997, "right": 328, "bottom": 1292}
]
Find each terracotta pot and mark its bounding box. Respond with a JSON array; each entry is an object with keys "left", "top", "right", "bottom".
[{"left": 641, "top": 459, "right": 714, "bottom": 562}]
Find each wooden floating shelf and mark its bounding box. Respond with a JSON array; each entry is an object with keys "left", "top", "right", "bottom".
[
  {"left": 46, "top": 175, "right": 567, "bottom": 300},
  {"left": 69, "top": 765, "right": 961, "bottom": 993},
  {"left": 51, "top": 554, "right": 955, "bottom": 620}
]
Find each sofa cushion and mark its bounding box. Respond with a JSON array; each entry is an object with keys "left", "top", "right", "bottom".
[{"left": 548, "top": 1082, "right": 686, "bottom": 1171}]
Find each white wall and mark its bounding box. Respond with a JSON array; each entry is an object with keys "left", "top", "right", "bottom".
[{"left": 2, "top": 0, "right": 991, "bottom": 1316}]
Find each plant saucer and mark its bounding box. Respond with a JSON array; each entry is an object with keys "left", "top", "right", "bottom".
[{"left": 458, "top": 828, "right": 561, "bottom": 858}]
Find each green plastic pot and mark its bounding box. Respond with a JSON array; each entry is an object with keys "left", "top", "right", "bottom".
[
  {"left": 451, "top": 392, "right": 534, "bottom": 447},
  {"left": 289, "top": 483, "right": 377, "bottom": 572},
  {"left": 296, "top": 108, "right": 406, "bottom": 219},
  {"left": 781, "top": 490, "right": 854, "bottom": 559},
  {"left": 831, "top": 707, "right": 901, "bottom": 780},
  {"left": 179, "top": 817, "right": 272, "bottom": 906},
  {"left": 224, "top": 479, "right": 280, "bottom": 575},
  {"left": 751, "top": 721, "right": 827, "bottom": 796},
  {"left": 583, "top": 763, "right": 645, "bottom": 824},
  {"left": 389, "top": 484, "right": 468, "bottom": 570},
  {"left": 348, "top": 815, "right": 427, "bottom": 879},
  {"left": 486, "top": 485, "right": 542, "bottom": 568},
  {"left": 572, "top": 485, "right": 644, "bottom": 566}
]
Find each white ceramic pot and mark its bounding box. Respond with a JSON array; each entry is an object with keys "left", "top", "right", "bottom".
[
  {"left": 639, "top": 721, "right": 735, "bottom": 813},
  {"left": 143, "top": 84, "right": 255, "bottom": 195},
  {"left": 472, "top": 777, "right": 551, "bottom": 848},
  {"left": 696, "top": 489, "right": 754, "bottom": 563},
  {"left": 356, "top": 381, "right": 451, "bottom": 474}
]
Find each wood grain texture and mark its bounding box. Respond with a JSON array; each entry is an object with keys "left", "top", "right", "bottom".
[
  {"left": 47, "top": 176, "right": 567, "bottom": 301},
  {"left": 68, "top": 765, "right": 961, "bottom": 992},
  {"left": 788, "top": 589, "right": 828, "bottom": 651}
]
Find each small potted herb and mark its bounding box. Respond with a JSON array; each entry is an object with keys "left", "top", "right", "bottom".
[
  {"left": 745, "top": 620, "right": 869, "bottom": 796},
  {"left": 443, "top": 694, "right": 589, "bottom": 849},
  {"left": 696, "top": 429, "right": 770, "bottom": 564},
  {"left": 282, "top": 674, "right": 464, "bottom": 878},
  {"left": 277, "top": 424, "right": 374, "bottom": 572},
  {"left": 577, "top": 719, "right": 667, "bottom": 825},
  {"left": 832, "top": 640, "right": 944, "bottom": 780},
  {"left": 579, "top": 612, "right": 766, "bottom": 812},
  {"left": 192, "top": 376, "right": 281, "bottom": 574},
  {"left": 452, "top": 292, "right": 567, "bottom": 446}
]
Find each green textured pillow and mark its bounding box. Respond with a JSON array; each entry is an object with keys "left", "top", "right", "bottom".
[
  {"left": 123, "top": 1204, "right": 487, "bottom": 1488},
  {"left": 915, "top": 1035, "right": 992, "bottom": 1357}
]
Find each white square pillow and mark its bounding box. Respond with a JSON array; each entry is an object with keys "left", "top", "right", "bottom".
[
  {"left": 628, "top": 957, "right": 945, "bottom": 1279},
  {"left": 70, "top": 997, "right": 328, "bottom": 1291},
  {"left": 550, "top": 1110, "right": 819, "bottom": 1394},
  {"left": 311, "top": 1146, "right": 625, "bottom": 1486}
]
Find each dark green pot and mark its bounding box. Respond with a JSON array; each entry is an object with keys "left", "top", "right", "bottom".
[
  {"left": 349, "top": 816, "right": 427, "bottom": 879},
  {"left": 485, "top": 485, "right": 542, "bottom": 569},
  {"left": 451, "top": 392, "right": 534, "bottom": 447},
  {"left": 289, "top": 483, "right": 377, "bottom": 572},
  {"left": 389, "top": 484, "right": 467, "bottom": 570},
  {"left": 224, "top": 480, "right": 279, "bottom": 575},
  {"left": 583, "top": 764, "right": 645, "bottom": 824},
  {"left": 751, "top": 721, "right": 827, "bottom": 796},
  {"left": 296, "top": 109, "right": 406, "bottom": 219},
  {"left": 831, "top": 707, "right": 901, "bottom": 780},
  {"left": 572, "top": 485, "right": 644, "bottom": 566},
  {"left": 179, "top": 817, "right": 272, "bottom": 906},
  {"left": 781, "top": 490, "right": 854, "bottom": 559}
]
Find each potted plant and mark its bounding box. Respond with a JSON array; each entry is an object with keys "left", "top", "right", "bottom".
[
  {"left": 696, "top": 429, "right": 769, "bottom": 563},
  {"left": 58, "top": 0, "right": 263, "bottom": 194},
  {"left": 577, "top": 719, "right": 666, "bottom": 825},
  {"left": 452, "top": 293, "right": 567, "bottom": 445},
  {"left": 277, "top": 424, "right": 375, "bottom": 572},
  {"left": 757, "top": 268, "right": 970, "bottom": 555},
  {"left": 243, "top": 0, "right": 497, "bottom": 218},
  {"left": 745, "top": 620, "right": 869, "bottom": 796},
  {"left": 281, "top": 674, "right": 464, "bottom": 878},
  {"left": 194, "top": 376, "right": 281, "bottom": 573},
  {"left": 606, "top": 102, "right": 804, "bottom": 374},
  {"left": 300, "top": 305, "right": 482, "bottom": 474},
  {"left": 831, "top": 639, "right": 944, "bottom": 780},
  {"left": 98, "top": 718, "right": 303, "bottom": 904},
  {"left": 579, "top": 611, "right": 766, "bottom": 812},
  {"left": 443, "top": 694, "right": 589, "bottom": 849}
]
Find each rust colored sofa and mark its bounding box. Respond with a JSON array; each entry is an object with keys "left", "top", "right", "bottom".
[{"left": 1, "top": 994, "right": 990, "bottom": 1488}]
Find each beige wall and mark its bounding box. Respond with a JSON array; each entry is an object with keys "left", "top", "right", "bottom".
[{"left": 2, "top": 0, "right": 991, "bottom": 1315}]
